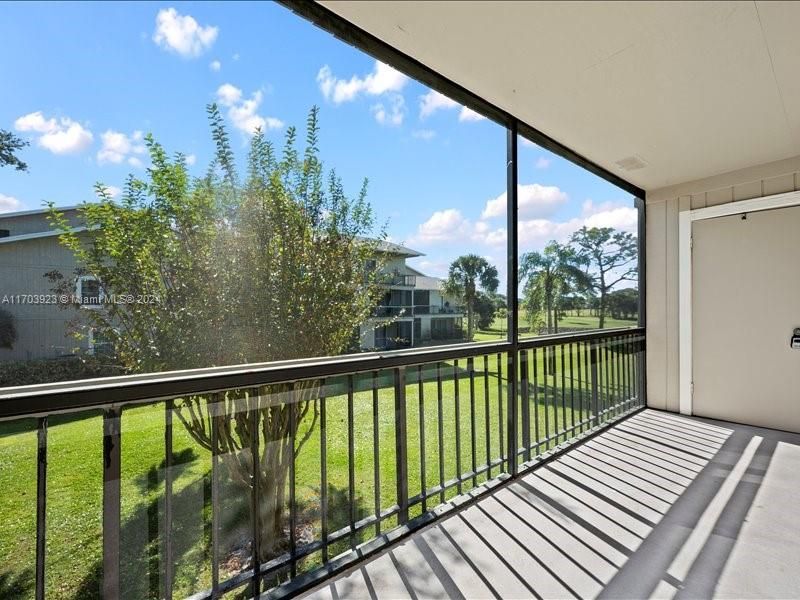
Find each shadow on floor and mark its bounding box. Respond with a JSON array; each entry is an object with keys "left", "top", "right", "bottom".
[{"left": 306, "top": 410, "right": 800, "bottom": 600}]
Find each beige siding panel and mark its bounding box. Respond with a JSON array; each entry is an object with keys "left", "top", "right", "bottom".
[
  {"left": 664, "top": 198, "right": 680, "bottom": 413},
  {"left": 706, "top": 187, "right": 734, "bottom": 206},
  {"left": 762, "top": 172, "right": 797, "bottom": 196},
  {"left": 733, "top": 180, "right": 763, "bottom": 202},
  {"left": 645, "top": 200, "right": 667, "bottom": 410},
  {"left": 690, "top": 193, "right": 707, "bottom": 210}
]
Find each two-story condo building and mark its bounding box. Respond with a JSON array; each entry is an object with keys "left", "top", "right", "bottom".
[
  {"left": 359, "top": 241, "right": 464, "bottom": 350},
  {"left": 0, "top": 209, "right": 464, "bottom": 362}
]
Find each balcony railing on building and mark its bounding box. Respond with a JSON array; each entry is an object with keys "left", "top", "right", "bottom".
[{"left": 0, "top": 327, "right": 644, "bottom": 600}]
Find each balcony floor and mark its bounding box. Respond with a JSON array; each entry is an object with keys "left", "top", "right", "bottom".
[{"left": 302, "top": 409, "right": 800, "bottom": 600}]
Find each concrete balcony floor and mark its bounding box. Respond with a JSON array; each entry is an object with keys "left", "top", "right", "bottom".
[{"left": 303, "top": 410, "right": 800, "bottom": 600}]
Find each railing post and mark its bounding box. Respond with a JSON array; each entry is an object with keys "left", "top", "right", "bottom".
[
  {"left": 394, "top": 367, "right": 409, "bottom": 524},
  {"left": 590, "top": 343, "right": 600, "bottom": 427},
  {"left": 506, "top": 121, "right": 519, "bottom": 477},
  {"left": 103, "top": 407, "right": 121, "bottom": 600},
  {"left": 35, "top": 416, "right": 47, "bottom": 600}
]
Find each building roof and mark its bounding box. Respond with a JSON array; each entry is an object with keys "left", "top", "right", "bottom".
[
  {"left": 0, "top": 227, "right": 88, "bottom": 245},
  {"left": 0, "top": 205, "right": 80, "bottom": 220},
  {"left": 369, "top": 238, "right": 424, "bottom": 258}
]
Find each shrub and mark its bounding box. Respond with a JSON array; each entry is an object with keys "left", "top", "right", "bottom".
[
  {"left": 0, "top": 356, "right": 125, "bottom": 387},
  {"left": 0, "top": 308, "right": 17, "bottom": 350}
]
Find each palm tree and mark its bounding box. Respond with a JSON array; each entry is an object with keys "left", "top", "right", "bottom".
[
  {"left": 444, "top": 255, "right": 499, "bottom": 341},
  {"left": 520, "top": 241, "right": 590, "bottom": 334}
]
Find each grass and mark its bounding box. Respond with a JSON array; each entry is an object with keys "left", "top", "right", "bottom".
[
  {"left": 0, "top": 343, "right": 637, "bottom": 599},
  {"left": 474, "top": 311, "right": 637, "bottom": 342}
]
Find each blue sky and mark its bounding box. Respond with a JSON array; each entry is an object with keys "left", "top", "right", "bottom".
[{"left": 0, "top": 1, "right": 636, "bottom": 288}]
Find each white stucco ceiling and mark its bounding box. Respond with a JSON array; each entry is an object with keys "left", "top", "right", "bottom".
[{"left": 319, "top": 1, "right": 800, "bottom": 191}]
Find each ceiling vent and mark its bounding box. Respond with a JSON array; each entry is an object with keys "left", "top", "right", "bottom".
[{"left": 615, "top": 155, "right": 648, "bottom": 171}]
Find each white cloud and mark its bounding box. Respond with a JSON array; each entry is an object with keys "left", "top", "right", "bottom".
[
  {"left": 153, "top": 8, "right": 218, "bottom": 58},
  {"left": 209, "top": 60, "right": 221, "bottom": 72},
  {"left": 317, "top": 61, "right": 408, "bottom": 104},
  {"left": 411, "top": 209, "right": 472, "bottom": 244},
  {"left": 216, "top": 83, "right": 242, "bottom": 106},
  {"left": 97, "top": 130, "right": 146, "bottom": 166},
  {"left": 581, "top": 199, "right": 638, "bottom": 232},
  {"left": 482, "top": 183, "right": 568, "bottom": 220},
  {"left": 185, "top": 154, "right": 197, "bottom": 166},
  {"left": 371, "top": 94, "right": 405, "bottom": 126},
  {"left": 419, "top": 90, "right": 486, "bottom": 122},
  {"left": 14, "top": 111, "right": 93, "bottom": 155},
  {"left": 410, "top": 209, "right": 506, "bottom": 248},
  {"left": 128, "top": 157, "right": 144, "bottom": 168},
  {"left": 0, "top": 193, "right": 23, "bottom": 213},
  {"left": 521, "top": 138, "right": 538, "bottom": 148},
  {"left": 412, "top": 129, "right": 436, "bottom": 140},
  {"left": 458, "top": 106, "right": 487, "bottom": 122},
  {"left": 535, "top": 156, "right": 551, "bottom": 169},
  {"left": 518, "top": 200, "right": 638, "bottom": 250},
  {"left": 419, "top": 90, "right": 459, "bottom": 118},
  {"left": 216, "top": 84, "right": 283, "bottom": 135},
  {"left": 97, "top": 185, "right": 122, "bottom": 199}
]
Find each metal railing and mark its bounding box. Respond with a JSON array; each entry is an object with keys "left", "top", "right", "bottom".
[
  {"left": 0, "top": 327, "right": 644, "bottom": 600},
  {"left": 372, "top": 304, "right": 465, "bottom": 317}
]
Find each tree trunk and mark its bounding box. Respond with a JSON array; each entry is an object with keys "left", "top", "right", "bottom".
[{"left": 467, "top": 300, "right": 474, "bottom": 341}]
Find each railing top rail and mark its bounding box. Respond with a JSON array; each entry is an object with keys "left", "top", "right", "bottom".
[
  {"left": 0, "top": 326, "right": 643, "bottom": 420},
  {"left": 517, "top": 326, "right": 643, "bottom": 349}
]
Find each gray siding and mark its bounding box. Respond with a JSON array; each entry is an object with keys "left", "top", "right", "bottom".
[{"left": 0, "top": 235, "right": 88, "bottom": 361}]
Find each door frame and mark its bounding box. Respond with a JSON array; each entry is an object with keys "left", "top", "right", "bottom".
[{"left": 679, "top": 189, "right": 800, "bottom": 415}]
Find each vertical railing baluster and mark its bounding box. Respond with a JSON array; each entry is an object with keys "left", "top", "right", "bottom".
[
  {"left": 590, "top": 342, "right": 600, "bottom": 428},
  {"left": 506, "top": 351, "right": 518, "bottom": 476},
  {"left": 418, "top": 365, "right": 427, "bottom": 512},
  {"left": 604, "top": 339, "right": 611, "bottom": 421},
  {"left": 210, "top": 400, "right": 220, "bottom": 596},
  {"left": 453, "top": 360, "right": 462, "bottom": 494},
  {"left": 576, "top": 342, "right": 584, "bottom": 433},
  {"left": 542, "top": 346, "right": 550, "bottom": 450},
  {"left": 394, "top": 367, "right": 409, "bottom": 524},
  {"left": 35, "top": 416, "right": 47, "bottom": 600},
  {"left": 468, "top": 357, "right": 477, "bottom": 487},
  {"left": 164, "top": 402, "right": 174, "bottom": 600},
  {"left": 289, "top": 383, "right": 298, "bottom": 576},
  {"left": 585, "top": 342, "right": 592, "bottom": 428},
  {"left": 560, "top": 343, "right": 566, "bottom": 443},
  {"left": 347, "top": 375, "right": 356, "bottom": 548},
  {"left": 249, "top": 393, "right": 260, "bottom": 596},
  {"left": 436, "top": 363, "right": 445, "bottom": 504},
  {"left": 553, "top": 345, "right": 559, "bottom": 444},
  {"left": 497, "top": 354, "right": 504, "bottom": 472},
  {"left": 483, "top": 355, "right": 491, "bottom": 478},
  {"left": 569, "top": 343, "right": 575, "bottom": 434},
  {"left": 628, "top": 335, "right": 634, "bottom": 409},
  {"left": 320, "top": 382, "right": 328, "bottom": 563},
  {"left": 520, "top": 350, "right": 531, "bottom": 462},
  {"left": 372, "top": 372, "right": 381, "bottom": 534},
  {"left": 532, "top": 348, "right": 540, "bottom": 457},
  {"left": 103, "top": 407, "right": 122, "bottom": 600}
]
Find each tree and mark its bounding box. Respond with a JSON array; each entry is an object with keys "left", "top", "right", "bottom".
[
  {"left": 520, "top": 241, "right": 590, "bottom": 334},
  {"left": 0, "top": 129, "right": 29, "bottom": 172},
  {"left": 570, "top": 226, "right": 637, "bottom": 328},
  {"left": 473, "top": 291, "right": 497, "bottom": 331},
  {"left": 49, "top": 104, "right": 384, "bottom": 559},
  {"left": 0, "top": 308, "right": 17, "bottom": 349},
  {"left": 443, "top": 255, "right": 498, "bottom": 340},
  {"left": 606, "top": 287, "right": 639, "bottom": 320}
]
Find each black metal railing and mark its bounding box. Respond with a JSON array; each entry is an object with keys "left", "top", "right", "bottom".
[{"left": 0, "top": 327, "right": 644, "bottom": 600}]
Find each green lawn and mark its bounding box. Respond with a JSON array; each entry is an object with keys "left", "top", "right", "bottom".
[
  {"left": 0, "top": 345, "right": 636, "bottom": 599},
  {"left": 474, "top": 311, "right": 637, "bottom": 342}
]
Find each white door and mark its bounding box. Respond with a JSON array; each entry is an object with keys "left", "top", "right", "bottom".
[{"left": 692, "top": 205, "right": 800, "bottom": 432}]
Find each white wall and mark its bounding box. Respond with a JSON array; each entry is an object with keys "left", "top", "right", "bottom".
[{"left": 646, "top": 155, "right": 800, "bottom": 411}]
